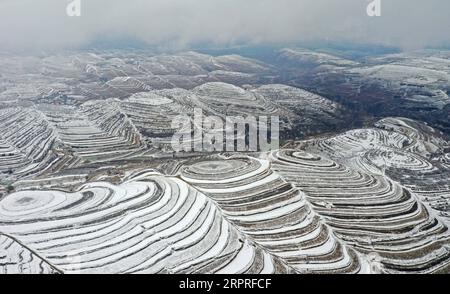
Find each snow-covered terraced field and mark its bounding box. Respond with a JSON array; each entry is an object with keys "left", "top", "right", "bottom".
[
  {"left": 254, "top": 84, "right": 345, "bottom": 132},
  {"left": 106, "top": 82, "right": 342, "bottom": 144},
  {"left": 0, "top": 107, "right": 67, "bottom": 180},
  {"left": 0, "top": 171, "right": 289, "bottom": 274},
  {"left": 270, "top": 150, "right": 450, "bottom": 273},
  {"left": 189, "top": 82, "right": 343, "bottom": 128},
  {"left": 119, "top": 90, "right": 190, "bottom": 142},
  {"left": 38, "top": 104, "right": 144, "bottom": 163},
  {"left": 0, "top": 116, "right": 449, "bottom": 274},
  {"left": 309, "top": 128, "right": 435, "bottom": 175},
  {"left": 0, "top": 77, "right": 347, "bottom": 184},
  {"left": 193, "top": 82, "right": 277, "bottom": 117},
  {"left": 300, "top": 118, "right": 450, "bottom": 225},
  {"left": 180, "top": 156, "right": 366, "bottom": 273}
]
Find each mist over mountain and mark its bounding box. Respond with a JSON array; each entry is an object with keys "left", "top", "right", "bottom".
[{"left": 1, "top": 0, "right": 450, "bottom": 51}]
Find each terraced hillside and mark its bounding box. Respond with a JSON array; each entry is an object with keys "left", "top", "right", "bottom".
[
  {"left": 271, "top": 150, "right": 450, "bottom": 273},
  {"left": 0, "top": 107, "right": 69, "bottom": 180},
  {"left": 0, "top": 171, "right": 290, "bottom": 274},
  {"left": 0, "top": 102, "right": 146, "bottom": 183},
  {"left": 0, "top": 79, "right": 345, "bottom": 184},
  {"left": 1, "top": 117, "right": 449, "bottom": 273},
  {"left": 0, "top": 50, "right": 449, "bottom": 274},
  {"left": 37, "top": 104, "right": 144, "bottom": 163},
  {"left": 300, "top": 118, "right": 450, "bottom": 226},
  {"left": 180, "top": 156, "right": 366, "bottom": 273},
  {"left": 119, "top": 89, "right": 194, "bottom": 146}
]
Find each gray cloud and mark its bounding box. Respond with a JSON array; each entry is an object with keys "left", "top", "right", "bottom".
[{"left": 0, "top": 0, "right": 449, "bottom": 51}]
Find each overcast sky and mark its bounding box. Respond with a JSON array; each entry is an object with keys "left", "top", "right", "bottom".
[{"left": 0, "top": 0, "right": 449, "bottom": 51}]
